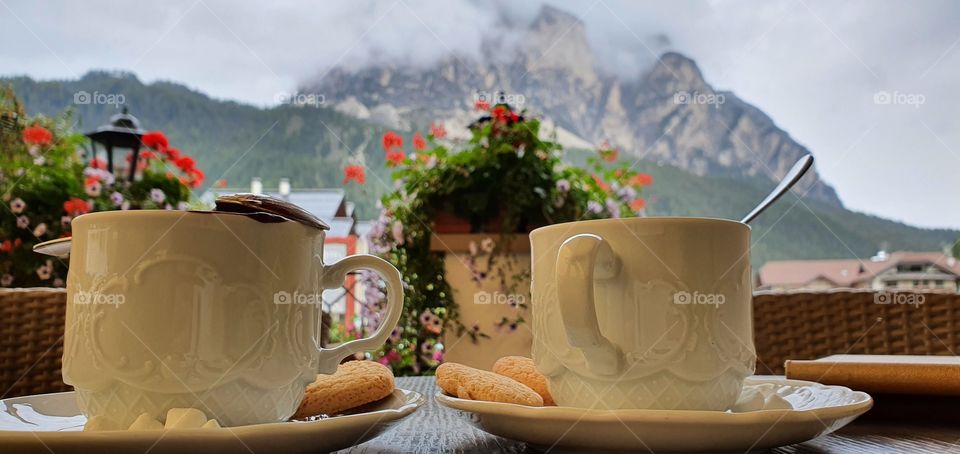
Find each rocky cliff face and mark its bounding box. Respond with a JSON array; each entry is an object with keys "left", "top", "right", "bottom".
[{"left": 306, "top": 5, "right": 841, "bottom": 205}]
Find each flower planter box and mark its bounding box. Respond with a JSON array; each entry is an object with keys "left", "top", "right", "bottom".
[
  {"left": 431, "top": 210, "right": 545, "bottom": 235},
  {"left": 431, "top": 211, "right": 473, "bottom": 234},
  {"left": 431, "top": 234, "right": 532, "bottom": 370}
]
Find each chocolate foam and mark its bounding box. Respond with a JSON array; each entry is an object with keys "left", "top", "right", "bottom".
[{"left": 213, "top": 193, "right": 329, "bottom": 230}]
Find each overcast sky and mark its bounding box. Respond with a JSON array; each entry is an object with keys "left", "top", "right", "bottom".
[{"left": 1, "top": 0, "right": 958, "bottom": 230}]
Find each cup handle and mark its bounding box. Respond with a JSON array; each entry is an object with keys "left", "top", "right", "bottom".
[
  {"left": 556, "top": 233, "right": 624, "bottom": 376},
  {"left": 315, "top": 254, "right": 404, "bottom": 374}
]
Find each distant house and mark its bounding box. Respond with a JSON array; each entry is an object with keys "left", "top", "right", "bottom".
[
  {"left": 757, "top": 251, "right": 960, "bottom": 292},
  {"left": 205, "top": 179, "right": 362, "bottom": 329}
]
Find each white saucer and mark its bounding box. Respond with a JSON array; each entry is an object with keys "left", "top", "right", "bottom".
[
  {"left": 32, "top": 237, "right": 71, "bottom": 258},
  {"left": 0, "top": 388, "right": 423, "bottom": 454},
  {"left": 436, "top": 377, "right": 872, "bottom": 453}
]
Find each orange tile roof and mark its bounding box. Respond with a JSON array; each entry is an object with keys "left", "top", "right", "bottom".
[{"left": 758, "top": 251, "right": 960, "bottom": 287}]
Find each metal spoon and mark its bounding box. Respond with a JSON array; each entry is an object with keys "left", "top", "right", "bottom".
[{"left": 740, "top": 154, "right": 814, "bottom": 224}]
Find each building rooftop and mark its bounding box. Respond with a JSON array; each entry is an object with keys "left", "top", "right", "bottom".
[{"left": 758, "top": 251, "right": 960, "bottom": 289}]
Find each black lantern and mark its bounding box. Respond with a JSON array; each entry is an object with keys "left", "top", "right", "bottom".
[{"left": 84, "top": 107, "right": 146, "bottom": 181}]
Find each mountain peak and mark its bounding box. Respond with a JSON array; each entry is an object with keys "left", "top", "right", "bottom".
[
  {"left": 658, "top": 52, "right": 699, "bottom": 73},
  {"left": 647, "top": 52, "right": 707, "bottom": 91},
  {"left": 520, "top": 5, "right": 595, "bottom": 81},
  {"left": 305, "top": 12, "right": 841, "bottom": 207},
  {"left": 530, "top": 4, "right": 582, "bottom": 30}
]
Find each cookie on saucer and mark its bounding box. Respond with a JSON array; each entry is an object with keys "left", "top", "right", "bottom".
[
  {"left": 492, "top": 356, "right": 555, "bottom": 406},
  {"left": 292, "top": 360, "right": 395, "bottom": 419},
  {"left": 436, "top": 362, "right": 543, "bottom": 407}
]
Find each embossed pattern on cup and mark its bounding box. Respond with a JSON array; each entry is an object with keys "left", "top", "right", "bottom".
[
  {"left": 63, "top": 211, "right": 403, "bottom": 427},
  {"left": 530, "top": 218, "right": 756, "bottom": 410}
]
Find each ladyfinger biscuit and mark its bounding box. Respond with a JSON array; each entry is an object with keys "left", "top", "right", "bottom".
[
  {"left": 492, "top": 356, "right": 555, "bottom": 406},
  {"left": 292, "top": 360, "right": 395, "bottom": 418},
  {"left": 436, "top": 362, "right": 543, "bottom": 407}
]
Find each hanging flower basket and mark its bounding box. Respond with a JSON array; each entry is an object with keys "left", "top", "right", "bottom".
[
  {"left": 345, "top": 101, "right": 654, "bottom": 375},
  {"left": 431, "top": 210, "right": 472, "bottom": 234}
]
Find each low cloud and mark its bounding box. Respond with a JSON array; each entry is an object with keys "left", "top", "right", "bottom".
[{"left": 1, "top": 0, "right": 958, "bottom": 228}]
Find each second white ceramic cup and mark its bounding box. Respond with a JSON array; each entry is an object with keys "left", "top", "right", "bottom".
[{"left": 530, "top": 217, "right": 755, "bottom": 410}]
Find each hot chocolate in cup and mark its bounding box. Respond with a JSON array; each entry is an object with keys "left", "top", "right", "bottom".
[{"left": 58, "top": 205, "right": 403, "bottom": 428}]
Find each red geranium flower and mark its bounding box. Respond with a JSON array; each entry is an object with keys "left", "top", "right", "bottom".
[
  {"left": 492, "top": 105, "right": 508, "bottom": 122},
  {"left": 22, "top": 125, "right": 53, "bottom": 146},
  {"left": 412, "top": 132, "right": 427, "bottom": 151},
  {"left": 63, "top": 198, "right": 90, "bottom": 216},
  {"left": 382, "top": 131, "right": 403, "bottom": 151},
  {"left": 630, "top": 173, "right": 653, "bottom": 187},
  {"left": 89, "top": 157, "right": 107, "bottom": 170},
  {"left": 630, "top": 198, "right": 646, "bottom": 211},
  {"left": 600, "top": 148, "right": 618, "bottom": 162},
  {"left": 591, "top": 174, "right": 610, "bottom": 191},
  {"left": 188, "top": 168, "right": 205, "bottom": 188},
  {"left": 180, "top": 174, "right": 203, "bottom": 189},
  {"left": 386, "top": 150, "right": 405, "bottom": 166},
  {"left": 430, "top": 122, "right": 447, "bottom": 139},
  {"left": 174, "top": 155, "right": 196, "bottom": 172},
  {"left": 343, "top": 165, "right": 366, "bottom": 185},
  {"left": 84, "top": 175, "right": 100, "bottom": 187},
  {"left": 142, "top": 131, "right": 169, "bottom": 150},
  {"left": 0, "top": 240, "right": 11, "bottom": 253},
  {"left": 164, "top": 147, "right": 181, "bottom": 161}
]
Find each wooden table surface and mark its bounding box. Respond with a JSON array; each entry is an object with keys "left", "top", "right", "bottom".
[{"left": 338, "top": 377, "right": 960, "bottom": 454}]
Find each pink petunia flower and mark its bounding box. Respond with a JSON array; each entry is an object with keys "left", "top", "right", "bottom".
[
  {"left": 150, "top": 188, "right": 166, "bottom": 204},
  {"left": 10, "top": 198, "right": 25, "bottom": 214}
]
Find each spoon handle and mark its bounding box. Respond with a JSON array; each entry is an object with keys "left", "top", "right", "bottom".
[{"left": 740, "top": 154, "right": 814, "bottom": 224}]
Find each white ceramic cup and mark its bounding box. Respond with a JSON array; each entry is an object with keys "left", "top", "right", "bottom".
[
  {"left": 61, "top": 210, "right": 403, "bottom": 427},
  {"left": 529, "top": 218, "right": 755, "bottom": 410}
]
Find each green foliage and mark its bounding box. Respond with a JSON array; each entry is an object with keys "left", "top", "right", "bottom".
[
  {"left": 4, "top": 71, "right": 392, "bottom": 219},
  {"left": 361, "top": 106, "right": 649, "bottom": 375},
  {"left": 6, "top": 71, "right": 957, "bottom": 268},
  {"left": 0, "top": 89, "right": 84, "bottom": 286},
  {"left": 0, "top": 86, "right": 200, "bottom": 288}
]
